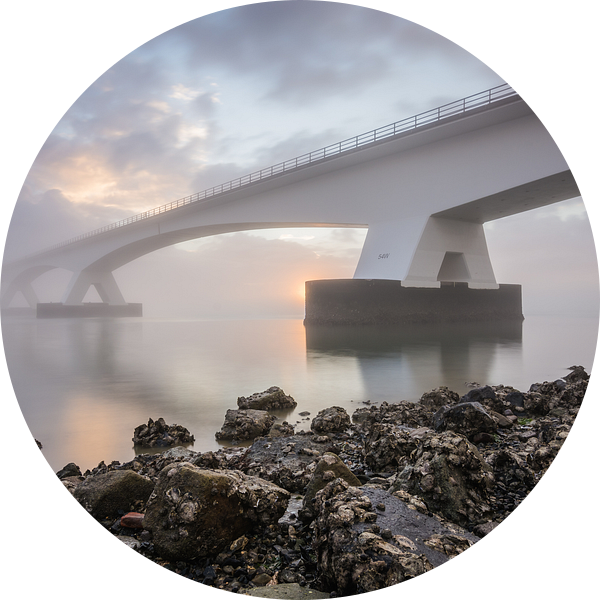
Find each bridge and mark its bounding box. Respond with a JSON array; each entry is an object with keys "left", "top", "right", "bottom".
[{"left": 1, "top": 84, "right": 579, "bottom": 319}]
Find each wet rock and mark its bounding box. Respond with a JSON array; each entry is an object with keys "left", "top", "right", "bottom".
[
  {"left": 143, "top": 462, "right": 290, "bottom": 560},
  {"left": 311, "top": 407, "right": 351, "bottom": 434},
  {"left": 74, "top": 470, "right": 155, "bottom": 519},
  {"left": 215, "top": 409, "right": 277, "bottom": 442},
  {"left": 432, "top": 402, "right": 497, "bottom": 441},
  {"left": 301, "top": 453, "right": 361, "bottom": 519},
  {"left": 56, "top": 462, "right": 82, "bottom": 480},
  {"left": 472, "top": 521, "right": 500, "bottom": 537},
  {"left": 526, "top": 370, "right": 588, "bottom": 416},
  {"left": 244, "top": 583, "right": 331, "bottom": 598},
  {"left": 120, "top": 511, "right": 145, "bottom": 528},
  {"left": 504, "top": 390, "right": 525, "bottom": 408},
  {"left": 485, "top": 448, "right": 537, "bottom": 520},
  {"left": 311, "top": 479, "right": 477, "bottom": 595},
  {"left": 241, "top": 433, "right": 334, "bottom": 493},
  {"left": 352, "top": 401, "right": 431, "bottom": 432},
  {"left": 237, "top": 386, "right": 298, "bottom": 411},
  {"left": 461, "top": 385, "right": 496, "bottom": 403},
  {"left": 133, "top": 417, "right": 195, "bottom": 448},
  {"left": 362, "top": 423, "right": 424, "bottom": 473},
  {"left": 564, "top": 365, "right": 589, "bottom": 383},
  {"left": 390, "top": 430, "right": 495, "bottom": 527},
  {"left": 419, "top": 387, "right": 460, "bottom": 410},
  {"left": 270, "top": 422, "right": 296, "bottom": 437}
]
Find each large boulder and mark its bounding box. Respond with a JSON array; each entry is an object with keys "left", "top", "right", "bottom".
[
  {"left": 143, "top": 462, "right": 290, "bottom": 560},
  {"left": 215, "top": 409, "right": 277, "bottom": 442},
  {"left": 390, "top": 430, "right": 495, "bottom": 526},
  {"left": 432, "top": 401, "right": 497, "bottom": 441},
  {"left": 311, "top": 479, "right": 478, "bottom": 595},
  {"left": 311, "top": 406, "right": 351, "bottom": 434},
  {"left": 74, "top": 470, "right": 155, "bottom": 519},
  {"left": 237, "top": 386, "right": 297, "bottom": 410},
  {"left": 132, "top": 417, "right": 195, "bottom": 448}
]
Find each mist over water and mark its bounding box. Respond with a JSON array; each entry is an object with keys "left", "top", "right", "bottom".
[{"left": 2, "top": 314, "right": 597, "bottom": 473}]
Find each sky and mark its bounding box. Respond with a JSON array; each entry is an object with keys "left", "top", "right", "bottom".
[{"left": 3, "top": 0, "right": 597, "bottom": 317}]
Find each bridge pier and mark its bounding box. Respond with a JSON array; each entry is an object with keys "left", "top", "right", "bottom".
[
  {"left": 1, "top": 279, "right": 39, "bottom": 310},
  {"left": 304, "top": 279, "right": 523, "bottom": 326},
  {"left": 62, "top": 269, "right": 128, "bottom": 306},
  {"left": 35, "top": 270, "right": 142, "bottom": 318},
  {"left": 353, "top": 216, "right": 498, "bottom": 288}
]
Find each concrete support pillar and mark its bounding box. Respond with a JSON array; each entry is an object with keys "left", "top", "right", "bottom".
[
  {"left": 353, "top": 215, "right": 430, "bottom": 281},
  {"left": 62, "top": 270, "right": 127, "bottom": 306},
  {"left": 353, "top": 215, "right": 498, "bottom": 288},
  {"left": 403, "top": 216, "right": 498, "bottom": 288},
  {"left": 0, "top": 280, "right": 39, "bottom": 309}
]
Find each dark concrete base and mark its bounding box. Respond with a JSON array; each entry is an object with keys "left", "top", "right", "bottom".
[
  {"left": 304, "top": 279, "right": 523, "bottom": 325},
  {"left": 36, "top": 302, "right": 143, "bottom": 318}
]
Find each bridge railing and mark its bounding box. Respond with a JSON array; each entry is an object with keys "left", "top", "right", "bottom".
[{"left": 45, "top": 83, "right": 516, "bottom": 252}]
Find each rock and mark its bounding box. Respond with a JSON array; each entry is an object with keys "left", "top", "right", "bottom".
[
  {"left": 143, "top": 462, "right": 290, "bottom": 560},
  {"left": 564, "top": 365, "right": 589, "bottom": 383},
  {"left": 120, "top": 512, "right": 145, "bottom": 528},
  {"left": 419, "top": 387, "right": 460, "bottom": 410},
  {"left": 311, "top": 479, "right": 478, "bottom": 595},
  {"left": 74, "top": 470, "right": 155, "bottom": 519},
  {"left": 352, "top": 401, "right": 431, "bottom": 432},
  {"left": 461, "top": 385, "right": 497, "bottom": 403},
  {"left": 116, "top": 535, "right": 142, "bottom": 550},
  {"left": 504, "top": 391, "right": 525, "bottom": 408},
  {"left": 311, "top": 406, "right": 350, "bottom": 434},
  {"left": 243, "top": 434, "right": 330, "bottom": 493},
  {"left": 251, "top": 573, "right": 274, "bottom": 587},
  {"left": 472, "top": 521, "right": 500, "bottom": 537},
  {"left": 472, "top": 432, "right": 496, "bottom": 444},
  {"left": 244, "top": 583, "right": 331, "bottom": 599},
  {"left": 362, "top": 423, "right": 424, "bottom": 473},
  {"left": 433, "top": 402, "right": 497, "bottom": 440},
  {"left": 132, "top": 417, "right": 195, "bottom": 448},
  {"left": 237, "top": 386, "right": 297, "bottom": 410},
  {"left": 488, "top": 410, "right": 513, "bottom": 428},
  {"left": 56, "top": 462, "right": 82, "bottom": 480},
  {"left": 301, "top": 453, "right": 361, "bottom": 519},
  {"left": 269, "top": 422, "right": 295, "bottom": 437},
  {"left": 485, "top": 448, "right": 537, "bottom": 516},
  {"left": 390, "top": 430, "right": 495, "bottom": 527},
  {"left": 215, "top": 409, "right": 277, "bottom": 442}
]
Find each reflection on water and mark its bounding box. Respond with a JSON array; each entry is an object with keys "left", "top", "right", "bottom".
[
  {"left": 305, "top": 320, "right": 523, "bottom": 401},
  {"left": 2, "top": 315, "right": 596, "bottom": 473}
]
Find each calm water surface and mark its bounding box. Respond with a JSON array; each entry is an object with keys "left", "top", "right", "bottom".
[{"left": 2, "top": 314, "right": 597, "bottom": 472}]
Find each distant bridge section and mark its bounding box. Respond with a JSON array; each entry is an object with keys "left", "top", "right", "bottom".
[{"left": 1, "top": 84, "right": 579, "bottom": 311}]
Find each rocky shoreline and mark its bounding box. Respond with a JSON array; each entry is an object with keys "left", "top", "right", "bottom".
[{"left": 55, "top": 367, "right": 588, "bottom": 598}]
